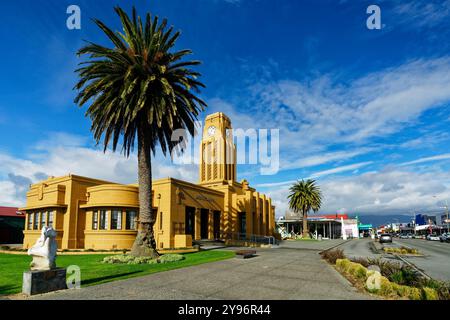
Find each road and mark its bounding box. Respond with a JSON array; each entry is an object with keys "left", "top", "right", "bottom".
[
  {"left": 395, "top": 238, "right": 450, "bottom": 282},
  {"left": 339, "top": 238, "right": 450, "bottom": 282}
]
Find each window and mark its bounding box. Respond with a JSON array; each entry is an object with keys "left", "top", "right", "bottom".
[
  {"left": 99, "top": 210, "right": 108, "bottom": 230},
  {"left": 126, "top": 210, "right": 137, "bottom": 230},
  {"left": 92, "top": 211, "right": 98, "bottom": 230},
  {"left": 40, "top": 212, "right": 46, "bottom": 229},
  {"left": 111, "top": 209, "right": 122, "bottom": 230},
  {"left": 159, "top": 212, "right": 163, "bottom": 230},
  {"left": 33, "top": 212, "right": 39, "bottom": 230},
  {"left": 27, "top": 213, "right": 33, "bottom": 230},
  {"left": 47, "top": 211, "right": 54, "bottom": 228}
]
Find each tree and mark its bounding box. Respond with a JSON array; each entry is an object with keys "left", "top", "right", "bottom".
[
  {"left": 74, "top": 6, "right": 206, "bottom": 257},
  {"left": 287, "top": 179, "right": 322, "bottom": 238}
]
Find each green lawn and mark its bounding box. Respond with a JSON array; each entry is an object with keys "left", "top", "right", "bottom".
[{"left": 0, "top": 250, "right": 235, "bottom": 296}]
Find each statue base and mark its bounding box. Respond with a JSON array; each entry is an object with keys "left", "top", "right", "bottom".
[{"left": 22, "top": 268, "right": 67, "bottom": 296}]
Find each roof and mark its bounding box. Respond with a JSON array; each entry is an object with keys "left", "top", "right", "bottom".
[{"left": 0, "top": 206, "right": 25, "bottom": 218}]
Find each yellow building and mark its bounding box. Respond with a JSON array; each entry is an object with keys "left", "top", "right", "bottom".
[{"left": 21, "top": 112, "right": 276, "bottom": 250}]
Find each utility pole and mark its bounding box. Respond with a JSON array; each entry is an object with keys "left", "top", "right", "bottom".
[{"left": 445, "top": 200, "right": 449, "bottom": 234}]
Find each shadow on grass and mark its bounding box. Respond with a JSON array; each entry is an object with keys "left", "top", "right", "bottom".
[
  {"left": 81, "top": 271, "right": 143, "bottom": 286},
  {"left": 0, "top": 284, "right": 21, "bottom": 296}
]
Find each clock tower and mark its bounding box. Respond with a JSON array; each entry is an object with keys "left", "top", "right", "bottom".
[{"left": 199, "top": 112, "right": 237, "bottom": 185}]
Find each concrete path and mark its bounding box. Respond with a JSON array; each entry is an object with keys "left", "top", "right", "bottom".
[{"left": 16, "top": 240, "right": 370, "bottom": 300}]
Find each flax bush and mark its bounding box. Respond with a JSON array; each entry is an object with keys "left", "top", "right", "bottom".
[{"left": 321, "top": 249, "right": 345, "bottom": 264}]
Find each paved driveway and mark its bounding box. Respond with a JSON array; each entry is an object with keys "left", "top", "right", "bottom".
[{"left": 18, "top": 241, "right": 370, "bottom": 300}]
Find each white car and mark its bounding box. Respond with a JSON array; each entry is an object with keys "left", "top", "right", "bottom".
[{"left": 427, "top": 234, "right": 440, "bottom": 241}]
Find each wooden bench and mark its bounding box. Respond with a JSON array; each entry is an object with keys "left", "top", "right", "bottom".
[{"left": 235, "top": 250, "right": 257, "bottom": 259}]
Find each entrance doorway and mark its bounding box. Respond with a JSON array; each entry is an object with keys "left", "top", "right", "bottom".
[
  {"left": 213, "top": 210, "right": 221, "bottom": 239},
  {"left": 239, "top": 212, "right": 246, "bottom": 236},
  {"left": 185, "top": 206, "right": 195, "bottom": 238},
  {"left": 201, "top": 209, "right": 209, "bottom": 239}
]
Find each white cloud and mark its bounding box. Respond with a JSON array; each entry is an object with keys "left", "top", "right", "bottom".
[
  {"left": 265, "top": 166, "right": 450, "bottom": 218},
  {"left": 282, "top": 148, "right": 373, "bottom": 171},
  {"left": 212, "top": 57, "right": 450, "bottom": 177},
  {"left": 400, "top": 153, "right": 450, "bottom": 166},
  {"left": 309, "top": 162, "right": 373, "bottom": 179},
  {"left": 391, "top": 0, "right": 450, "bottom": 29}
]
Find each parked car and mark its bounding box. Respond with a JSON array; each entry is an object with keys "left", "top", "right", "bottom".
[
  {"left": 440, "top": 233, "right": 450, "bottom": 243},
  {"left": 400, "top": 233, "right": 413, "bottom": 239},
  {"left": 379, "top": 233, "right": 393, "bottom": 243},
  {"left": 427, "top": 234, "right": 440, "bottom": 241}
]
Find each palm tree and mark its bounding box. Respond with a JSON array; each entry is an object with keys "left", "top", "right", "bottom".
[
  {"left": 74, "top": 6, "right": 206, "bottom": 257},
  {"left": 287, "top": 179, "right": 322, "bottom": 238}
]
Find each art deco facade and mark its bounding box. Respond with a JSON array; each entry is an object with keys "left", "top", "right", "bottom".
[{"left": 21, "top": 112, "right": 276, "bottom": 250}]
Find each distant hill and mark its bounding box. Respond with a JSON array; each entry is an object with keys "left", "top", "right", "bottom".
[{"left": 352, "top": 214, "right": 414, "bottom": 228}]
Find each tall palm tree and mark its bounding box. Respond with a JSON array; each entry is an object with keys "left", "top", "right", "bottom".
[
  {"left": 74, "top": 6, "right": 206, "bottom": 257},
  {"left": 287, "top": 179, "right": 322, "bottom": 238}
]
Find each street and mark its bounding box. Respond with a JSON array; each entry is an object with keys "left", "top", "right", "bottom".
[
  {"left": 395, "top": 238, "right": 450, "bottom": 282},
  {"left": 339, "top": 238, "right": 450, "bottom": 282}
]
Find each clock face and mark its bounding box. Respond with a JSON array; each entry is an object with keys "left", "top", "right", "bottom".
[{"left": 207, "top": 126, "right": 216, "bottom": 136}]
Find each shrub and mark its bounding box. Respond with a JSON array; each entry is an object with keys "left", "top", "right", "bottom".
[
  {"left": 159, "top": 254, "right": 185, "bottom": 263},
  {"left": 336, "top": 258, "right": 351, "bottom": 272},
  {"left": 320, "top": 249, "right": 345, "bottom": 264},
  {"left": 422, "top": 287, "right": 439, "bottom": 300},
  {"left": 350, "top": 257, "right": 370, "bottom": 268},
  {"left": 102, "top": 253, "right": 185, "bottom": 265},
  {"left": 419, "top": 279, "right": 450, "bottom": 300},
  {"left": 379, "top": 276, "right": 396, "bottom": 297},
  {"left": 354, "top": 264, "right": 368, "bottom": 280},
  {"left": 382, "top": 246, "right": 419, "bottom": 255}
]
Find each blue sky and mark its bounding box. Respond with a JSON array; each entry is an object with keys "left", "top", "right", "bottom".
[{"left": 1, "top": 0, "right": 450, "bottom": 217}]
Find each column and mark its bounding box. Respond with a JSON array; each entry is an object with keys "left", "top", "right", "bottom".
[
  {"left": 329, "top": 221, "right": 332, "bottom": 239},
  {"left": 255, "top": 192, "right": 260, "bottom": 235},
  {"left": 262, "top": 195, "right": 267, "bottom": 236},
  {"left": 245, "top": 190, "right": 253, "bottom": 238},
  {"left": 195, "top": 208, "right": 201, "bottom": 240},
  {"left": 268, "top": 198, "right": 274, "bottom": 235},
  {"left": 208, "top": 209, "right": 214, "bottom": 240}
]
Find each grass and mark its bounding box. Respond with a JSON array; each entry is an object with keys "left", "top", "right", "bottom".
[{"left": 0, "top": 250, "right": 235, "bottom": 296}]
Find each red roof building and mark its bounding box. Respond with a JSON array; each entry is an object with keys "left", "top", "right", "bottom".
[
  {"left": 0, "top": 206, "right": 25, "bottom": 244},
  {"left": 0, "top": 206, "right": 25, "bottom": 218}
]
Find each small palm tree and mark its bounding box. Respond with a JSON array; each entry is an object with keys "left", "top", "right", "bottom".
[
  {"left": 74, "top": 6, "right": 206, "bottom": 257},
  {"left": 288, "top": 179, "right": 322, "bottom": 238}
]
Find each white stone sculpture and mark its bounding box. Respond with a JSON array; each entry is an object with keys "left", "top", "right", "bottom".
[{"left": 28, "top": 226, "right": 58, "bottom": 271}]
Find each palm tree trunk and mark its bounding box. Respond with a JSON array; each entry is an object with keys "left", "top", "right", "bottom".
[
  {"left": 130, "top": 128, "right": 159, "bottom": 257},
  {"left": 302, "top": 209, "right": 309, "bottom": 238}
]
